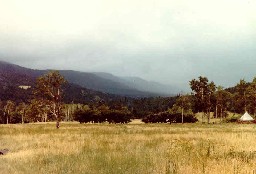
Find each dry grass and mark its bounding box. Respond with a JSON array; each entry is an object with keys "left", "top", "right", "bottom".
[{"left": 1, "top": 122, "right": 256, "bottom": 174}]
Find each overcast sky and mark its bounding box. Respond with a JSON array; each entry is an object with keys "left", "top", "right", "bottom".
[{"left": 0, "top": 0, "right": 255, "bottom": 90}]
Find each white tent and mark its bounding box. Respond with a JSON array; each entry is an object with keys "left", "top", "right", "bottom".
[{"left": 239, "top": 112, "right": 254, "bottom": 121}]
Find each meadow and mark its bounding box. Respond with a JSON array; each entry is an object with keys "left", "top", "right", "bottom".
[{"left": 1, "top": 122, "right": 256, "bottom": 174}]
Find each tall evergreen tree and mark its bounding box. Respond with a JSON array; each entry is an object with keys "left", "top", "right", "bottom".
[
  {"left": 215, "top": 86, "right": 232, "bottom": 121},
  {"left": 233, "top": 79, "right": 249, "bottom": 113},
  {"left": 245, "top": 77, "right": 256, "bottom": 115},
  {"left": 171, "top": 94, "right": 192, "bottom": 124},
  {"left": 190, "top": 76, "right": 216, "bottom": 123}
]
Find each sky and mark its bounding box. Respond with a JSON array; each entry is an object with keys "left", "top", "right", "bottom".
[{"left": 0, "top": 0, "right": 255, "bottom": 91}]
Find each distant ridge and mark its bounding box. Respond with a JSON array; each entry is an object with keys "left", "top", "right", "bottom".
[
  {"left": 93, "top": 72, "right": 178, "bottom": 95},
  {"left": 0, "top": 61, "right": 177, "bottom": 97}
]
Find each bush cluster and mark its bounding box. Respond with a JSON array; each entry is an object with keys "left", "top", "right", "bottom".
[
  {"left": 142, "top": 112, "right": 198, "bottom": 123},
  {"left": 73, "top": 107, "right": 132, "bottom": 124},
  {"left": 0, "top": 110, "right": 22, "bottom": 124}
]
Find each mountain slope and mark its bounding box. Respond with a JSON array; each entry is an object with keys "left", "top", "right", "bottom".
[
  {"left": 0, "top": 61, "right": 125, "bottom": 103},
  {"left": 0, "top": 61, "right": 167, "bottom": 98},
  {"left": 93, "top": 72, "right": 178, "bottom": 95},
  {"left": 121, "top": 76, "right": 178, "bottom": 95},
  {"left": 58, "top": 70, "right": 157, "bottom": 97}
]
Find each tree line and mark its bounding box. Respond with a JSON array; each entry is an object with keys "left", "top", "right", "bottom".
[
  {"left": 189, "top": 76, "right": 256, "bottom": 123},
  {"left": 1, "top": 71, "right": 256, "bottom": 126},
  {"left": 0, "top": 71, "right": 65, "bottom": 128}
]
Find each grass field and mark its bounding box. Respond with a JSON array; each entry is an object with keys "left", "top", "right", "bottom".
[{"left": 1, "top": 122, "right": 256, "bottom": 174}]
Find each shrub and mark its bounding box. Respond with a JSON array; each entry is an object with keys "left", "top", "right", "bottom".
[
  {"left": 10, "top": 112, "right": 22, "bottom": 124},
  {"left": 73, "top": 107, "right": 132, "bottom": 124},
  {"left": 142, "top": 112, "right": 198, "bottom": 123},
  {"left": 73, "top": 109, "right": 95, "bottom": 123}
]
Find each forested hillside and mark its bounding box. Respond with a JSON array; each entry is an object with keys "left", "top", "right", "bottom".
[
  {"left": 0, "top": 61, "right": 173, "bottom": 97},
  {"left": 0, "top": 61, "right": 177, "bottom": 125},
  {"left": 1, "top": 61, "right": 256, "bottom": 125}
]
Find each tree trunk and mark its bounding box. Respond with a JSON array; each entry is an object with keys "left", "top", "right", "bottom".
[
  {"left": 7, "top": 110, "right": 9, "bottom": 124},
  {"left": 4, "top": 112, "right": 8, "bottom": 125},
  {"left": 215, "top": 105, "right": 218, "bottom": 118},
  {"left": 220, "top": 107, "right": 223, "bottom": 123},
  {"left": 44, "top": 113, "right": 48, "bottom": 122},
  {"left": 56, "top": 120, "right": 60, "bottom": 129},
  {"left": 22, "top": 109, "right": 25, "bottom": 124},
  {"left": 182, "top": 107, "right": 184, "bottom": 124},
  {"left": 52, "top": 103, "right": 60, "bottom": 129},
  {"left": 207, "top": 111, "right": 210, "bottom": 124},
  {"left": 66, "top": 107, "right": 70, "bottom": 121}
]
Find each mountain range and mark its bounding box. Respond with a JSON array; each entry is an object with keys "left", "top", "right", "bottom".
[{"left": 0, "top": 60, "right": 177, "bottom": 99}]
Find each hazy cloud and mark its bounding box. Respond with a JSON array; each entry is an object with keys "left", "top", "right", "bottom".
[{"left": 0, "top": 0, "right": 256, "bottom": 91}]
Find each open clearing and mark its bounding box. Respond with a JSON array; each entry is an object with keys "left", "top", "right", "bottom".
[{"left": 1, "top": 123, "right": 256, "bottom": 174}]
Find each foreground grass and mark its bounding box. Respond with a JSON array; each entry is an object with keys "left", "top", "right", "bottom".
[{"left": 1, "top": 123, "right": 256, "bottom": 174}]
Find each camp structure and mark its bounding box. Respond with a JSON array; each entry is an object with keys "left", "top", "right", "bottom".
[{"left": 239, "top": 111, "right": 254, "bottom": 122}]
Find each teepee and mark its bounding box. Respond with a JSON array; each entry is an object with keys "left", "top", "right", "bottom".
[{"left": 239, "top": 112, "right": 254, "bottom": 121}]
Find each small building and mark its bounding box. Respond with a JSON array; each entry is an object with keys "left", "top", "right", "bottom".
[{"left": 18, "top": 85, "right": 31, "bottom": 90}]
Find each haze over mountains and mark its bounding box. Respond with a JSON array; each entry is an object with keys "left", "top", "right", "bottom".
[{"left": 0, "top": 61, "right": 178, "bottom": 98}]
